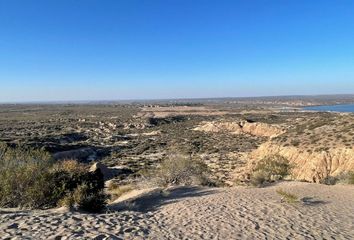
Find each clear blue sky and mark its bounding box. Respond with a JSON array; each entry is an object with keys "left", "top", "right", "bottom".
[{"left": 1, "top": 0, "right": 354, "bottom": 102}]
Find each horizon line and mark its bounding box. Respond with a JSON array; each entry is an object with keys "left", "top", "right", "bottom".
[{"left": 1, "top": 93, "right": 354, "bottom": 105}]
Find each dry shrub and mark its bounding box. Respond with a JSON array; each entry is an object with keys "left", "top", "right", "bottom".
[
  {"left": 319, "top": 175, "right": 338, "bottom": 185},
  {"left": 276, "top": 189, "right": 299, "bottom": 204},
  {"left": 52, "top": 159, "right": 87, "bottom": 174},
  {"left": 51, "top": 166, "right": 107, "bottom": 212},
  {"left": 107, "top": 183, "right": 134, "bottom": 202},
  {"left": 250, "top": 154, "right": 292, "bottom": 187},
  {"left": 250, "top": 171, "right": 269, "bottom": 187},
  {"left": 0, "top": 144, "right": 53, "bottom": 208},
  {"left": 0, "top": 143, "right": 107, "bottom": 212},
  {"left": 346, "top": 172, "right": 354, "bottom": 184},
  {"left": 155, "top": 154, "right": 211, "bottom": 187},
  {"left": 59, "top": 183, "right": 107, "bottom": 213},
  {"left": 337, "top": 171, "right": 354, "bottom": 185},
  {"left": 320, "top": 172, "right": 354, "bottom": 185}
]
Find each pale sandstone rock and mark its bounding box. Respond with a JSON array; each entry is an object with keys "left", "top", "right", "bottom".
[
  {"left": 194, "top": 120, "right": 284, "bottom": 138},
  {"left": 235, "top": 142, "right": 354, "bottom": 182}
]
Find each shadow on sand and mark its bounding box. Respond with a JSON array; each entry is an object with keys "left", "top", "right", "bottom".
[
  {"left": 108, "top": 186, "right": 218, "bottom": 213},
  {"left": 300, "top": 197, "right": 328, "bottom": 206}
]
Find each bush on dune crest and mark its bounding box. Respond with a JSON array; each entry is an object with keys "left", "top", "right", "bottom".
[{"left": 0, "top": 143, "right": 107, "bottom": 212}]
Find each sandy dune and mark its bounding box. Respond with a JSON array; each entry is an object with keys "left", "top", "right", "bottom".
[{"left": 1, "top": 182, "right": 353, "bottom": 239}]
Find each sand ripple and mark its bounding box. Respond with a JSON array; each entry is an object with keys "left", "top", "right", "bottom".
[{"left": 1, "top": 182, "right": 353, "bottom": 239}]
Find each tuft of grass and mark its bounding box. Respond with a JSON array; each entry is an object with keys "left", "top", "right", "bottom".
[
  {"left": 276, "top": 189, "right": 299, "bottom": 204},
  {"left": 52, "top": 159, "right": 87, "bottom": 174},
  {"left": 107, "top": 183, "right": 134, "bottom": 202}
]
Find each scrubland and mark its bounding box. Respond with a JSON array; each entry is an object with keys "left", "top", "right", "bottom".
[{"left": 1, "top": 99, "right": 354, "bottom": 239}]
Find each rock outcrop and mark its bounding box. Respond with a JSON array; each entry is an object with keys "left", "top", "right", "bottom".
[
  {"left": 194, "top": 120, "right": 284, "bottom": 138},
  {"left": 53, "top": 147, "right": 97, "bottom": 162},
  {"left": 235, "top": 142, "right": 354, "bottom": 182},
  {"left": 90, "top": 162, "right": 133, "bottom": 181},
  {"left": 90, "top": 162, "right": 115, "bottom": 180}
]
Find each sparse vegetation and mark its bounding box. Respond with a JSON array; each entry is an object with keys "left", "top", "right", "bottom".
[
  {"left": 337, "top": 171, "right": 354, "bottom": 185},
  {"left": 276, "top": 189, "right": 299, "bottom": 204},
  {"left": 250, "top": 154, "right": 292, "bottom": 186},
  {"left": 155, "top": 154, "right": 211, "bottom": 187},
  {"left": 317, "top": 171, "right": 354, "bottom": 185},
  {"left": 107, "top": 183, "right": 134, "bottom": 202},
  {"left": 250, "top": 171, "right": 269, "bottom": 187},
  {"left": 319, "top": 175, "right": 338, "bottom": 185},
  {"left": 0, "top": 143, "right": 53, "bottom": 208},
  {"left": 0, "top": 143, "right": 107, "bottom": 212},
  {"left": 345, "top": 172, "right": 354, "bottom": 184},
  {"left": 71, "top": 183, "right": 107, "bottom": 213},
  {"left": 51, "top": 164, "right": 107, "bottom": 212},
  {"left": 0, "top": 102, "right": 354, "bottom": 196}
]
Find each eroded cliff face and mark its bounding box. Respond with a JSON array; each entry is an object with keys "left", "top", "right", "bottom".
[
  {"left": 235, "top": 142, "right": 354, "bottom": 183},
  {"left": 195, "top": 116, "right": 354, "bottom": 184},
  {"left": 194, "top": 121, "right": 284, "bottom": 138},
  {"left": 240, "top": 122, "right": 284, "bottom": 138}
]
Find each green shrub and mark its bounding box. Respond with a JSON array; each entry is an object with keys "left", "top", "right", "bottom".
[
  {"left": 250, "top": 154, "right": 292, "bottom": 186},
  {"left": 58, "top": 193, "right": 75, "bottom": 209},
  {"left": 59, "top": 183, "right": 107, "bottom": 213},
  {"left": 0, "top": 145, "right": 53, "bottom": 208},
  {"left": 72, "top": 183, "right": 107, "bottom": 213},
  {"left": 50, "top": 164, "right": 106, "bottom": 212},
  {"left": 0, "top": 143, "right": 107, "bottom": 212},
  {"left": 155, "top": 154, "right": 211, "bottom": 187}
]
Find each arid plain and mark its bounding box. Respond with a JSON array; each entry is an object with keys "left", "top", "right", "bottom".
[{"left": 1, "top": 95, "right": 354, "bottom": 239}]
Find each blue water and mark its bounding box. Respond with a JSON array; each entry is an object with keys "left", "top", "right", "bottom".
[{"left": 303, "top": 104, "right": 354, "bottom": 113}]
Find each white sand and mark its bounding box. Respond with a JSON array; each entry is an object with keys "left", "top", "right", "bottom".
[{"left": 1, "top": 182, "right": 353, "bottom": 239}]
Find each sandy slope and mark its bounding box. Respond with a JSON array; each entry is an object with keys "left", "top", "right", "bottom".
[{"left": 1, "top": 182, "right": 353, "bottom": 240}]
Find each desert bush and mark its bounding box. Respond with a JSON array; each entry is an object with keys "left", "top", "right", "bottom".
[
  {"left": 58, "top": 183, "right": 107, "bottom": 213},
  {"left": 319, "top": 175, "right": 338, "bottom": 185},
  {"left": 0, "top": 144, "right": 106, "bottom": 212},
  {"left": 337, "top": 171, "right": 354, "bottom": 185},
  {"left": 250, "top": 170, "right": 269, "bottom": 187},
  {"left": 52, "top": 159, "right": 87, "bottom": 173},
  {"left": 250, "top": 154, "right": 292, "bottom": 186},
  {"left": 72, "top": 183, "right": 107, "bottom": 212},
  {"left": 0, "top": 145, "right": 53, "bottom": 208},
  {"left": 345, "top": 172, "right": 354, "bottom": 184},
  {"left": 58, "top": 193, "right": 76, "bottom": 208},
  {"left": 51, "top": 165, "right": 106, "bottom": 212},
  {"left": 155, "top": 154, "right": 211, "bottom": 187}
]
